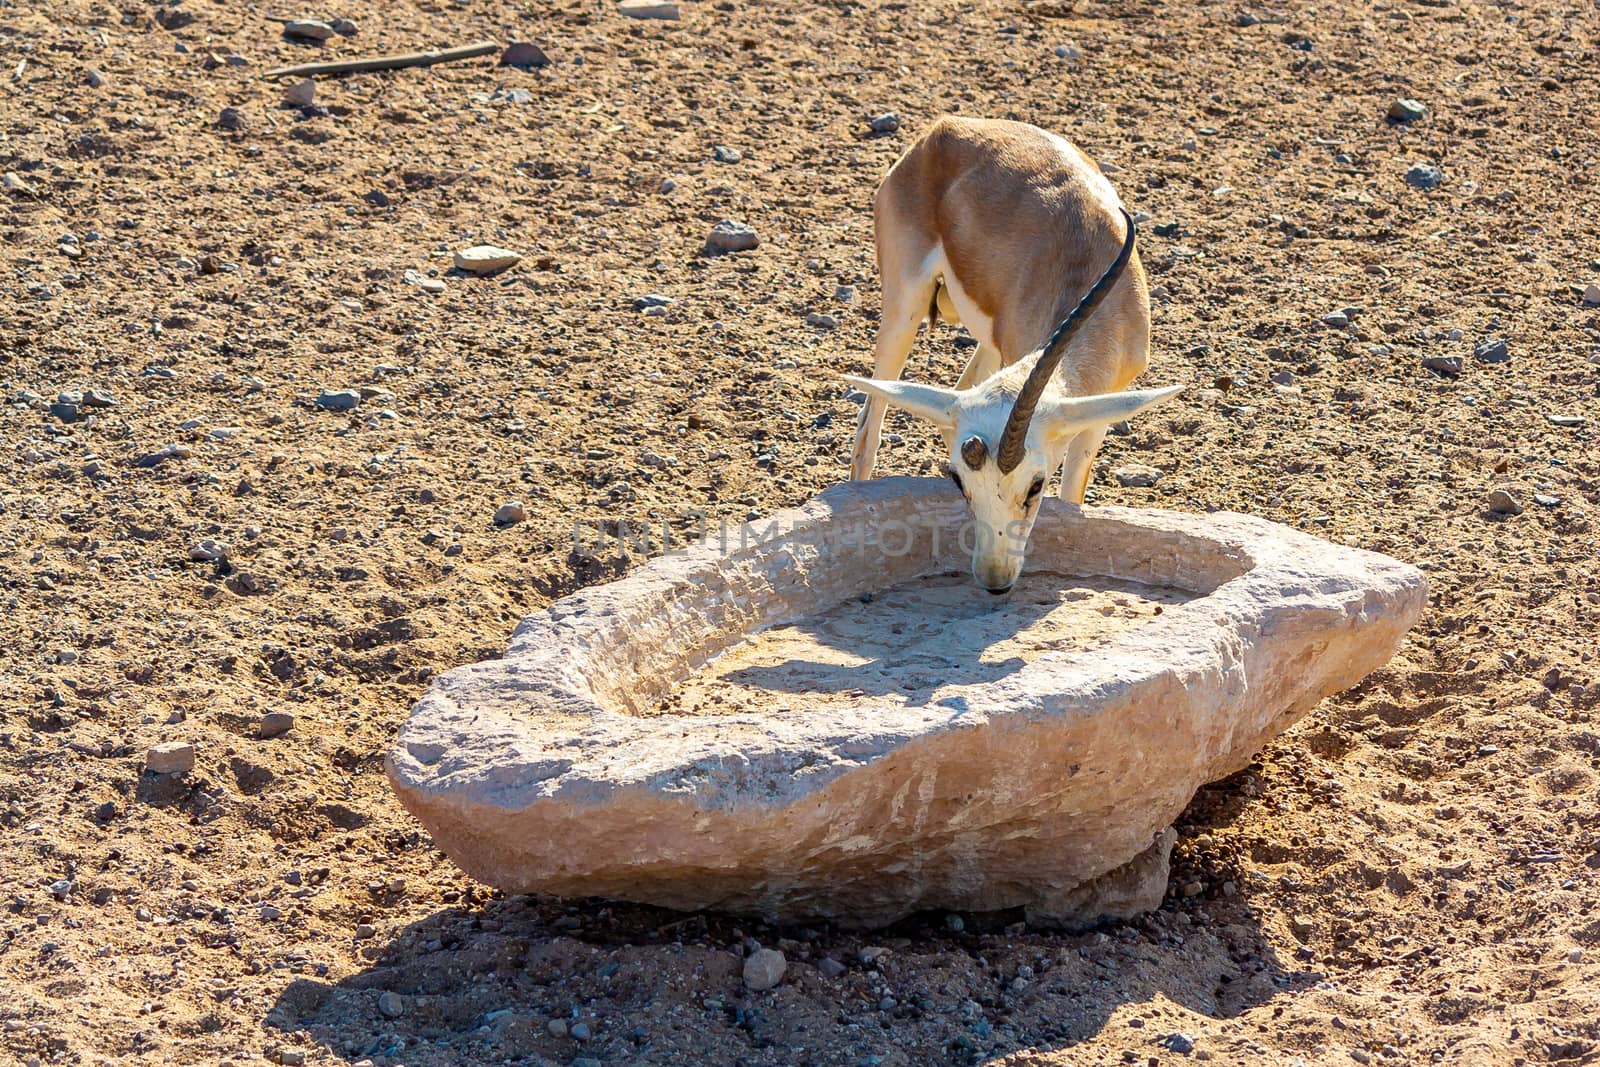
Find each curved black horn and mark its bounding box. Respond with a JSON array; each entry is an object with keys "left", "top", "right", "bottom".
[{"left": 995, "top": 208, "right": 1137, "bottom": 474}]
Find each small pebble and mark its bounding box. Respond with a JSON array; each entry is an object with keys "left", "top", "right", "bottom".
[
  {"left": 277, "top": 1049, "right": 306, "bottom": 1067},
  {"left": 259, "top": 712, "right": 295, "bottom": 739},
  {"left": 817, "top": 957, "right": 847, "bottom": 978},
  {"left": 547, "top": 1018, "right": 569, "bottom": 1037},
  {"left": 218, "top": 107, "right": 246, "bottom": 131},
  {"left": 712, "top": 144, "right": 742, "bottom": 164},
  {"left": 1387, "top": 98, "right": 1426, "bottom": 122},
  {"left": 330, "top": 17, "right": 358, "bottom": 35},
  {"left": 569, "top": 1021, "right": 592, "bottom": 1041},
  {"left": 633, "top": 294, "right": 674, "bottom": 310},
  {"left": 1404, "top": 163, "right": 1443, "bottom": 191},
  {"left": 316, "top": 389, "right": 361, "bottom": 411},
  {"left": 1163, "top": 1032, "right": 1197, "bottom": 1055},
  {"left": 189, "top": 539, "right": 228, "bottom": 563},
  {"left": 495, "top": 501, "right": 527, "bottom": 525},
  {"left": 146, "top": 742, "right": 195, "bottom": 775},
  {"left": 378, "top": 992, "right": 406, "bottom": 1018},
  {"left": 618, "top": 0, "right": 680, "bottom": 18},
  {"left": 284, "top": 79, "right": 316, "bottom": 107},
  {"left": 1114, "top": 464, "right": 1162, "bottom": 488},
  {"left": 704, "top": 220, "right": 759, "bottom": 255},
  {"left": 1546, "top": 413, "right": 1586, "bottom": 428},
  {"left": 806, "top": 311, "right": 839, "bottom": 328},
  {"left": 869, "top": 113, "right": 901, "bottom": 133},
  {"left": 500, "top": 42, "right": 550, "bottom": 67},
  {"left": 1472, "top": 338, "right": 1509, "bottom": 363},
  {"left": 1421, "top": 355, "right": 1462, "bottom": 378},
  {"left": 283, "top": 19, "right": 335, "bottom": 40},
  {"left": 454, "top": 245, "right": 522, "bottom": 274},
  {"left": 1321, "top": 310, "right": 1350, "bottom": 328},
  {"left": 85, "top": 69, "right": 107, "bottom": 88},
  {"left": 1487, "top": 488, "right": 1523, "bottom": 515},
  {"left": 743, "top": 947, "right": 787, "bottom": 991},
  {"left": 1582, "top": 282, "right": 1600, "bottom": 306}
]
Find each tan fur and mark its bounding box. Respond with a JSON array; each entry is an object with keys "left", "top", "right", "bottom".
[{"left": 853, "top": 116, "right": 1152, "bottom": 497}]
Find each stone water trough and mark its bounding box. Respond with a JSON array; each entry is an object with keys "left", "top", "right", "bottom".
[{"left": 388, "top": 478, "right": 1425, "bottom": 928}]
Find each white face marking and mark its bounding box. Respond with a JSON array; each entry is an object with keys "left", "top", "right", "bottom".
[
  {"left": 844, "top": 374, "right": 1183, "bottom": 592},
  {"left": 941, "top": 392, "right": 1056, "bottom": 594}
]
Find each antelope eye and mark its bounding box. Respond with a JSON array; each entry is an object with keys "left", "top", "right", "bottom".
[{"left": 1025, "top": 477, "right": 1044, "bottom": 503}]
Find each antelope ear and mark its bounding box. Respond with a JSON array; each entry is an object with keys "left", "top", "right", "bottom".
[
  {"left": 1038, "top": 385, "right": 1184, "bottom": 444},
  {"left": 844, "top": 376, "right": 960, "bottom": 429}
]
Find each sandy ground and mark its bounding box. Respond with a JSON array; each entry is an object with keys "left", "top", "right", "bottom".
[
  {"left": 657, "top": 573, "right": 1186, "bottom": 717},
  {"left": 3, "top": 0, "right": 1599, "bottom": 1064}
]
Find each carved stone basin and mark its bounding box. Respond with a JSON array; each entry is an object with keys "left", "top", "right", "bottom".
[{"left": 387, "top": 477, "right": 1425, "bottom": 928}]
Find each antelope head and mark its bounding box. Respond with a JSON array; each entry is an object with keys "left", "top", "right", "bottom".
[{"left": 845, "top": 210, "right": 1183, "bottom": 594}]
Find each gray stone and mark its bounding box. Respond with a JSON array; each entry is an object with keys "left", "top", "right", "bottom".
[
  {"left": 1404, "top": 163, "right": 1443, "bottom": 191},
  {"left": 259, "top": 712, "right": 296, "bottom": 739},
  {"left": 388, "top": 479, "right": 1426, "bottom": 928},
  {"left": 1321, "top": 310, "right": 1349, "bottom": 328},
  {"left": 330, "top": 17, "right": 358, "bottom": 35},
  {"left": 713, "top": 145, "right": 742, "bottom": 164},
  {"left": 1487, "top": 489, "right": 1523, "bottom": 515},
  {"left": 806, "top": 311, "right": 838, "bottom": 328},
  {"left": 82, "top": 388, "right": 115, "bottom": 408},
  {"left": 1546, "top": 413, "right": 1586, "bottom": 428},
  {"left": 704, "top": 220, "right": 759, "bottom": 255},
  {"left": 284, "top": 79, "right": 316, "bottom": 108},
  {"left": 869, "top": 113, "right": 901, "bottom": 133},
  {"left": 378, "top": 992, "right": 406, "bottom": 1018},
  {"left": 189, "top": 539, "right": 228, "bottom": 562},
  {"left": 283, "top": 19, "right": 335, "bottom": 40},
  {"left": 633, "top": 294, "right": 674, "bottom": 310},
  {"left": 316, "top": 389, "right": 361, "bottom": 411},
  {"left": 1583, "top": 283, "right": 1600, "bottom": 306},
  {"left": 86, "top": 69, "right": 107, "bottom": 88},
  {"left": 1472, "top": 338, "right": 1509, "bottom": 363},
  {"left": 147, "top": 742, "right": 196, "bottom": 775},
  {"left": 817, "top": 957, "right": 847, "bottom": 978},
  {"left": 743, "top": 948, "right": 787, "bottom": 991},
  {"left": 1163, "top": 1032, "right": 1197, "bottom": 1055},
  {"left": 1387, "top": 98, "right": 1426, "bottom": 122},
  {"left": 495, "top": 501, "right": 527, "bottom": 525},
  {"left": 500, "top": 42, "right": 549, "bottom": 67},
  {"left": 218, "top": 108, "right": 245, "bottom": 131},
  {"left": 1113, "top": 464, "right": 1163, "bottom": 488},
  {"left": 488, "top": 87, "right": 534, "bottom": 105}
]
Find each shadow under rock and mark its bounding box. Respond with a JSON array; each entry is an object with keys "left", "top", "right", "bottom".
[{"left": 268, "top": 860, "right": 1294, "bottom": 1067}]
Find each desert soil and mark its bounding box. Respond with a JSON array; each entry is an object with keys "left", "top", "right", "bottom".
[{"left": 3, "top": 0, "right": 1599, "bottom": 1065}]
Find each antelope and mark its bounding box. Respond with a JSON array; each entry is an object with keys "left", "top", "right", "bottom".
[{"left": 846, "top": 115, "right": 1182, "bottom": 594}]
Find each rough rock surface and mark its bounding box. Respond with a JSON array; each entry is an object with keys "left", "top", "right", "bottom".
[{"left": 388, "top": 478, "right": 1426, "bottom": 927}]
